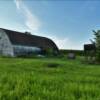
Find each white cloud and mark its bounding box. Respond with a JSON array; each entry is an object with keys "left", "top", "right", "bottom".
[
  {"left": 51, "top": 37, "right": 83, "bottom": 50},
  {"left": 14, "top": 0, "right": 82, "bottom": 50},
  {"left": 36, "top": 33, "right": 83, "bottom": 50},
  {"left": 14, "top": 0, "right": 41, "bottom": 31},
  {"left": 14, "top": 0, "right": 21, "bottom": 9}
]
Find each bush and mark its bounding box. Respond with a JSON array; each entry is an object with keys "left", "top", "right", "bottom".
[
  {"left": 60, "top": 49, "right": 84, "bottom": 56},
  {"left": 93, "top": 30, "right": 100, "bottom": 62}
]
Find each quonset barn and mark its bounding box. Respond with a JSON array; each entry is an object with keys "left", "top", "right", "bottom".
[{"left": 0, "top": 28, "right": 59, "bottom": 57}]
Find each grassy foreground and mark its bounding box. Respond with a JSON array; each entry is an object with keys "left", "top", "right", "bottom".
[{"left": 0, "top": 57, "right": 100, "bottom": 100}]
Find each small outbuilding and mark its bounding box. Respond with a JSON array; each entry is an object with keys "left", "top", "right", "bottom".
[
  {"left": 84, "top": 44, "right": 96, "bottom": 62},
  {"left": 0, "top": 28, "right": 59, "bottom": 57}
]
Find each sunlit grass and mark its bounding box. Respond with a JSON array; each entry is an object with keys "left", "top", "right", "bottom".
[{"left": 0, "top": 57, "right": 99, "bottom": 100}]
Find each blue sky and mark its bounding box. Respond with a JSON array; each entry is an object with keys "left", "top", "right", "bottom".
[{"left": 0, "top": 0, "right": 100, "bottom": 50}]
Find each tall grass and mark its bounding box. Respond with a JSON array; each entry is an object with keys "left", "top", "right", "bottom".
[{"left": 0, "top": 57, "right": 100, "bottom": 100}]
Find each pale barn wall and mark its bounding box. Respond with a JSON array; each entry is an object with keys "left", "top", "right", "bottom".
[{"left": 0, "top": 29, "right": 14, "bottom": 56}]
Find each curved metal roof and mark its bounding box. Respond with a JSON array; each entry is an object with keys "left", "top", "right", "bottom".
[{"left": 0, "top": 28, "right": 59, "bottom": 53}]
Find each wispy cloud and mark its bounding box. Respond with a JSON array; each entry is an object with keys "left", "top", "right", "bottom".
[
  {"left": 14, "top": 0, "right": 20, "bottom": 9},
  {"left": 51, "top": 37, "right": 83, "bottom": 50},
  {"left": 14, "top": 0, "right": 41, "bottom": 31},
  {"left": 14, "top": 0, "right": 82, "bottom": 50},
  {"left": 38, "top": 33, "right": 83, "bottom": 50}
]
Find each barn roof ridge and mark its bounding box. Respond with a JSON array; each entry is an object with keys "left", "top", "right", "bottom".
[{"left": 0, "top": 28, "right": 49, "bottom": 39}]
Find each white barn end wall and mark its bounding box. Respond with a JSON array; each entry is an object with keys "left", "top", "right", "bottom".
[
  {"left": 0, "top": 29, "right": 42, "bottom": 57},
  {"left": 0, "top": 29, "right": 14, "bottom": 56}
]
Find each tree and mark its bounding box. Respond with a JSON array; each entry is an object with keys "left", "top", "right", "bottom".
[{"left": 93, "top": 30, "right": 100, "bottom": 62}]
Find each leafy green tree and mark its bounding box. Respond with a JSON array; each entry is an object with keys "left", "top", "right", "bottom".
[{"left": 93, "top": 30, "right": 100, "bottom": 62}]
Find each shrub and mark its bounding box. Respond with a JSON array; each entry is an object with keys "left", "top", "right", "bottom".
[
  {"left": 93, "top": 30, "right": 100, "bottom": 62},
  {"left": 60, "top": 49, "right": 84, "bottom": 56}
]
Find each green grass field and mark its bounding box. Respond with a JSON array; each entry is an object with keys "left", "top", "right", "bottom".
[{"left": 0, "top": 57, "right": 100, "bottom": 100}]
